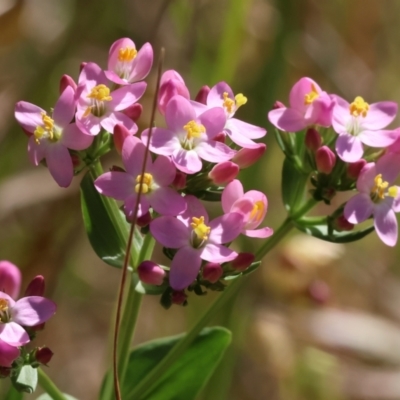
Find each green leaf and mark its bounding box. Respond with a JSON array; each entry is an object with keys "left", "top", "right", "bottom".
[
  {"left": 123, "top": 327, "right": 232, "bottom": 400},
  {"left": 11, "top": 365, "right": 37, "bottom": 394},
  {"left": 36, "top": 394, "right": 78, "bottom": 400},
  {"left": 80, "top": 171, "right": 143, "bottom": 268},
  {"left": 281, "top": 158, "right": 309, "bottom": 214},
  {"left": 5, "top": 386, "right": 23, "bottom": 400}
]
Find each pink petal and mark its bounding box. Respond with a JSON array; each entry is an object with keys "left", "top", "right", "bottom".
[
  {"left": 356, "top": 163, "right": 376, "bottom": 193},
  {"left": 374, "top": 206, "right": 398, "bottom": 246},
  {"left": 208, "top": 213, "right": 244, "bottom": 244},
  {"left": 332, "top": 96, "right": 351, "bottom": 134},
  {"left": 207, "top": 82, "right": 233, "bottom": 108},
  {"left": 53, "top": 86, "right": 75, "bottom": 127},
  {"left": 110, "top": 82, "right": 147, "bottom": 111},
  {"left": 61, "top": 123, "right": 94, "bottom": 150},
  {"left": 376, "top": 153, "right": 400, "bottom": 184},
  {"left": 228, "top": 118, "right": 266, "bottom": 139},
  {"left": 289, "top": 77, "right": 322, "bottom": 112},
  {"left": 196, "top": 141, "right": 235, "bottom": 163},
  {"left": 150, "top": 216, "right": 189, "bottom": 248},
  {"left": 101, "top": 112, "right": 138, "bottom": 135},
  {"left": 268, "top": 108, "right": 307, "bottom": 132},
  {"left": 359, "top": 129, "right": 398, "bottom": 148},
  {"left": 78, "top": 62, "right": 105, "bottom": 85},
  {"left": 243, "top": 227, "right": 274, "bottom": 238},
  {"left": 179, "top": 195, "right": 208, "bottom": 224},
  {"left": 129, "top": 42, "right": 153, "bottom": 82},
  {"left": 225, "top": 125, "right": 260, "bottom": 148},
  {"left": 0, "top": 261, "right": 21, "bottom": 299},
  {"left": 46, "top": 143, "right": 73, "bottom": 188},
  {"left": 0, "top": 339, "right": 20, "bottom": 367},
  {"left": 170, "top": 246, "right": 202, "bottom": 290},
  {"left": 335, "top": 134, "right": 364, "bottom": 162},
  {"left": 94, "top": 172, "right": 134, "bottom": 200},
  {"left": 165, "top": 96, "right": 196, "bottom": 133},
  {"left": 122, "top": 136, "right": 151, "bottom": 177},
  {"left": 149, "top": 187, "right": 186, "bottom": 216},
  {"left": 124, "top": 193, "right": 150, "bottom": 218},
  {"left": 363, "top": 102, "right": 397, "bottom": 130},
  {"left": 76, "top": 114, "right": 102, "bottom": 136},
  {"left": 142, "top": 127, "right": 179, "bottom": 156},
  {"left": 198, "top": 107, "right": 226, "bottom": 139},
  {"left": 344, "top": 193, "right": 373, "bottom": 224},
  {"left": 0, "top": 322, "right": 29, "bottom": 346},
  {"left": 392, "top": 187, "right": 400, "bottom": 212},
  {"left": 13, "top": 296, "right": 56, "bottom": 326},
  {"left": 172, "top": 149, "right": 202, "bottom": 174},
  {"left": 15, "top": 101, "right": 45, "bottom": 133},
  {"left": 27, "top": 136, "right": 46, "bottom": 166},
  {"left": 152, "top": 155, "right": 176, "bottom": 186},
  {"left": 108, "top": 38, "right": 135, "bottom": 71},
  {"left": 0, "top": 291, "right": 15, "bottom": 307},
  {"left": 104, "top": 71, "right": 128, "bottom": 86},
  {"left": 200, "top": 243, "right": 237, "bottom": 263},
  {"left": 222, "top": 180, "right": 245, "bottom": 212}
]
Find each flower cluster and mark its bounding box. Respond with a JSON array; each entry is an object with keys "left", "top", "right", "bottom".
[{"left": 269, "top": 77, "right": 400, "bottom": 246}]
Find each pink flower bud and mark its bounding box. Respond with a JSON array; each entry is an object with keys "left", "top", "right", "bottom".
[
  {"left": 316, "top": 146, "right": 336, "bottom": 174},
  {"left": 347, "top": 159, "right": 367, "bottom": 180},
  {"left": 231, "top": 253, "right": 255, "bottom": 271},
  {"left": 232, "top": 143, "right": 266, "bottom": 169},
  {"left": 113, "top": 123, "right": 133, "bottom": 154},
  {"left": 0, "top": 261, "right": 21, "bottom": 299},
  {"left": 171, "top": 290, "right": 187, "bottom": 305},
  {"left": 272, "top": 101, "right": 285, "bottom": 109},
  {"left": 333, "top": 215, "right": 354, "bottom": 232},
  {"left": 25, "top": 275, "right": 45, "bottom": 297},
  {"left": 123, "top": 103, "right": 143, "bottom": 122},
  {"left": 35, "top": 346, "right": 53, "bottom": 365},
  {"left": 79, "top": 62, "right": 87, "bottom": 73},
  {"left": 158, "top": 70, "right": 190, "bottom": 115},
  {"left": 305, "top": 128, "right": 321, "bottom": 151},
  {"left": 202, "top": 263, "right": 223, "bottom": 283},
  {"left": 213, "top": 132, "right": 226, "bottom": 143},
  {"left": 59, "top": 74, "right": 77, "bottom": 94},
  {"left": 138, "top": 261, "right": 166, "bottom": 286},
  {"left": 208, "top": 162, "right": 239, "bottom": 185},
  {"left": 172, "top": 170, "right": 187, "bottom": 190},
  {"left": 136, "top": 211, "right": 152, "bottom": 227},
  {"left": 194, "top": 85, "right": 210, "bottom": 104}
]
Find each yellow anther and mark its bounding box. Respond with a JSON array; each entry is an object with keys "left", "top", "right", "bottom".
[
  {"left": 304, "top": 83, "right": 319, "bottom": 105},
  {"left": 371, "top": 174, "right": 397, "bottom": 202},
  {"left": 135, "top": 173, "right": 153, "bottom": 194},
  {"left": 349, "top": 96, "right": 369, "bottom": 117},
  {"left": 118, "top": 47, "right": 137, "bottom": 62},
  {"left": 34, "top": 112, "right": 55, "bottom": 144},
  {"left": 223, "top": 92, "right": 235, "bottom": 113},
  {"left": 249, "top": 201, "right": 265, "bottom": 223},
  {"left": 183, "top": 120, "right": 205, "bottom": 140},
  {"left": 0, "top": 298, "right": 8, "bottom": 312},
  {"left": 191, "top": 216, "right": 211, "bottom": 241},
  {"left": 87, "top": 84, "right": 112, "bottom": 102},
  {"left": 235, "top": 93, "right": 247, "bottom": 108},
  {"left": 83, "top": 106, "right": 92, "bottom": 118}
]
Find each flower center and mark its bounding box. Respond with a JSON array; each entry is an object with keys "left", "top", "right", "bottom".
[
  {"left": 84, "top": 84, "right": 113, "bottom": 117},
  {"left": 222, "top": 92, "right": 247, "bottom": 114},
  {"left": 304, "top": 83, "right": 319, "bottom": 105},
  {"left": 135, "top": 173, "right": 153, "bottom": 194},
  {"left": 349, "top": 96, "right": 369, "bottom": 117},
  {"left": 34, "top": 112, "right": 59, "bottom": 144},
  {"left": 183, "top": 120, "right": 205, "bottom": 140},
  {"left": 0, "top": 298, "right": 10, "bottom": 323},
  {"left": 191, "top": 216, "right": 211, "bottom": 247},
  {"left": 118, "top": 47, "right": 137, "bottom": 62},
  {"left": 370, "top": 174, "right": 398, "bottom": 203},
  {"left": 249, "top": 201, "right": 265, "bottom": 223}
]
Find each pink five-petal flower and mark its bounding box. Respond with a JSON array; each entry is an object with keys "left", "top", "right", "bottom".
[
  {"left": 75, "top": 62, "right": 146, "bottom": 136},
  {"left": 222, "top": 179, "right": 273, "bottom": 238},
  {"left": 344, "top": 153, "right": 400, "bottom": 246},
  {"left": 95, "top": 136, "right": 186, "bottom": 218},
  {"left": 332, "top": 95, "right": 399, "bottom": 162},
  {"left": 268, "top": 77, "right": 334, "bottom": 132},
  {"left": 15, "top": 86, "right": 94, "bottom": 187},
  {"left": 0, "top": 339, "right": 20, "bottom": 367},
  {"left": 150, "top": 195, "right": 244, "bottom": 290},
  {"left": 105, "top": 38, "right": 153, "bottom": 85},
  {"left": 0, "top": 261, "right": 21, "bottom": 300},
  {"left": 0, "top": 291, "right": 56, "bottom": 346},
  {"left": 142, "top": 95, "right": 234, "bottom": 174},
  {"left": 191, "top": 81, "right": 266, "bottom": 148}
]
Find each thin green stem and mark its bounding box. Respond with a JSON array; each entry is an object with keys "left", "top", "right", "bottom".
[{"left": 38, "top": 368, "right": 67, "bottom": 400}]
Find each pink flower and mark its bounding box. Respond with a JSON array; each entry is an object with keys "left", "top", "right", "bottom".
[
  {"left": 0, "top": 261, "right": 21, "bottom": 300},
  {"left": 222, "top": 180, "right": 273, "bottom": 238},
  {"left": 15, "top": 87, "right": 94, "bottom": 187},
  {"left": 268, "top": 77, "right": 334, "bottom": 132},
  {"left": 142, "top": 95, "right": 234, "bottom": 174},
  {"left": 192, "top": 82, "right": 266, "bottom": 148},
  {"left": 344, "top": 153, "right": 400, "bottom": 246},
  {"left": 75, "top": 62, "right": 146, "bottom": 136},
  {"left": 105, "top": 38, "right": 153, "bottom": 85},
  {"left": 95, "top": 136, "right": 186, "bottom": 218},
  {"left": 150, "top": 195, "right": 244, "bottom": 290},
  {"left": 0, "top": 291, "right": 56, "bottom": 346},
  {"left": 0, "top": 339, "right": 19, "bottom": 367},
  {"left": 332, "top": 95, "right": 398, "bottom": 162},
  {"left": 158, "top": 70, "right": 190, "bottom": 115}
]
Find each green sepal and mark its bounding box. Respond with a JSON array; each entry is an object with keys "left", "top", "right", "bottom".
[
  {"left": 194, "top": 188, "right": 223, "bottom": 202},
  {"left": 223, "top": 261, "right": 261, "bottom": 281},
  {"left": 11, "top": 365, "right": 37, "bottom": 394},
  {"left": 133, "top": 273, "right": 168, "bottom": 295}
]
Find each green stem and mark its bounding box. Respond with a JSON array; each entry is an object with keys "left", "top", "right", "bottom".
[{"left": 38, "top": 368, "right": 67, "bottom": 400}]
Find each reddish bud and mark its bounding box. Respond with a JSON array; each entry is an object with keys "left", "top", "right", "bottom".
[
  {"left": 307, "top": 280, "right": 330, "bottom": 304},
  {"left": 158, "top": 70, "right": 190, "bottom": 115},
  {"left": 208, "top": 162, "right": 239, "bottom": 185},
  {"left": 35, "top": 347, "right": 53, "bottom": 365},
  {"left": 138, "top": 261, "right": 166, "bottom": 286},
  {"left": 272, "top": 101, "right": 285, "bottom": 109},
  {"left": 232, "top": 143, "right": 266, "bottom": 169},
  {"left": 171, "top": 290, "right": 187, "bottom": 305},
  {"left": 79, "top": 62, "right": 87, "bottom": 73},
  {"left": 25, "top": 275, "right": 45, "bottom": 297},
  {"left": 333, "top": 215, "right": 354, "bottom": 232},
  {"left": 110, "top": 165, "right": 125, "bottom": 173},
  {"left": 59, "top": 74, "right": 77, "bottom": 94},
  {"left": 113, "top": 123, "right": 133, "bottom": 154},
  {"left": 0, "top": 367, "right": 11, "bottom": 377},
  {"left": 316, "top": 146, "right": 336, "bottom": 174},
  {"left": 0, "top": 261, "right": 21, "bottom": 299},
  {"left": 71, "top": 154, "right": 80, "bottom": 167},
  {"left": 172, "top": 170, "right": 187, "bottom": 190},
  {"left": 213, "top": 132, "right": 226, "bottom": 143},
  {"left": 347, "top": 159, "right": 367, "bottom": 180},
  {"left": 305, "top": 128, "right": 322, "bottom": 151},
  {"left": 123, "top": 103, "right": 143, "bottom": 122},
  {"left": 194, "top": 85, "right": 210, "bottom": 104},
  {"left": 231, "top": 252, "right": 255, "bottom": 271},
  {"left": 136, "top": 211, "right": 152, "bottom": 227},
  {"left": 202, "top": 263, "right": 223, "bottom": 283}
]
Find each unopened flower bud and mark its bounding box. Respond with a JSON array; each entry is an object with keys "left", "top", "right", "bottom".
[
  {"left": 136, "top": 211, "right": 152, "bottom": 227},
  {"left": 0, "top": 261, "right": 21, "bottom": 299},
  {"left": 171, "top": 290, "right": 187, "bottom": 305},
  {"left": 59, "top": 74, "right": 77, "bottom": 94},
  {"left": 123, "top": 103, "right": 143, "bottom": 122},
  {"left": 208, "top": 162, "right": 239, "bottom": 185},
  {"left": 333, "top": 215, "right": 354, "bottom": 232},
  {"left": 172, "top": 170, "right": 187, "bottom": 190},
  {"left": 316, "top": 146, "right": 336, "bottom": 174},
  {"left": 158, "top": 70, "right": 190, "bottom": 115},
  {"left": 25, "top": 275, "right": 45, "bottom": 297},
  {"left": 347, "top": 159, "right": 367, "bottom": 180},
  {"left": 272, "top": 101, "right": 285, "bottom": 109},
  {"left": 307, "top": 280, "right": 330, "bottom": 304},
  {"left": 71, "top": 154, "right": 80, "bottom": 167},
  {"left": 138, "top": 261, "right": 166, "bottom": 286},
  {"left": 232, "top": 143, "right": 266, "bottom": 169},
  {"left": 79, "top": 62, "right": 87, "bottom": 73},
  {"left": 202, "top": 263, "right": 223, "bottom": 283},
  {"left": 213, "top": 132, "right": 226, "bottom": 143},
  {"left": 110, "top": 165, "right": 125, "bottom": 173},
  {"left": 35, "top": 347, "right": 53, "bottom": 365},
  {"left": 231, "top": 252, "right": 255, "bottom": 271},
  {"left": 194, "top": 85, "right": 210, "bottom": 104},
  {"left": 113, "top": 123, "right": 133, "bottom": 154},
  {"left": 0, "top": 367, "right": 11, "bottom": 377},
  {"left": 305, "top": 128, "right": 321, "bottom": 151}
]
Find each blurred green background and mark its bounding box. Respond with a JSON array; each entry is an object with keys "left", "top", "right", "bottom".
[{"left": 1, "top": 0, "right": 400, "bottom": 399}]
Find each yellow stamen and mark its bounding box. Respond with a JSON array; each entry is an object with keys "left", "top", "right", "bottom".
[
  {"left": 191, "top": 216, "right": 211, "bottom": 241},
  {"left": 87, "top": 84, "right": 112, "bottom": 102},
  {"left": 183, "top": 120, "right": 205, "bottom": 140},
  {"left": 304, "top": 83, "right": 319, "bottom": 105},
  {"left": 118, "top": 47, "right": 137, "bottom": 62},
  {"left": 34, "top": 112, "right": 55, "bottom": 144},
  {"left": 371, "top": 174, "right": 397, "bottom": 202},
  {"left": 349, "top": 96, "right": 369, "bottom": 117},
  {"left": 249, "top": 201, "right": 265, "bottom": 223},
  {"left": 0, "top": 298, "right": 8, "bottom": 312},
  {"left": 235, "top": 93, "right": 247, "bottom": 108},
  {"left": 135, "top": 173, "right": 153, "bottom": 194},
  {"left": 222, "top": 92, "right": 234, "bottom": 113},
  {"left": 83, "top": 106, "right": 92, "bottom": 118}
]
